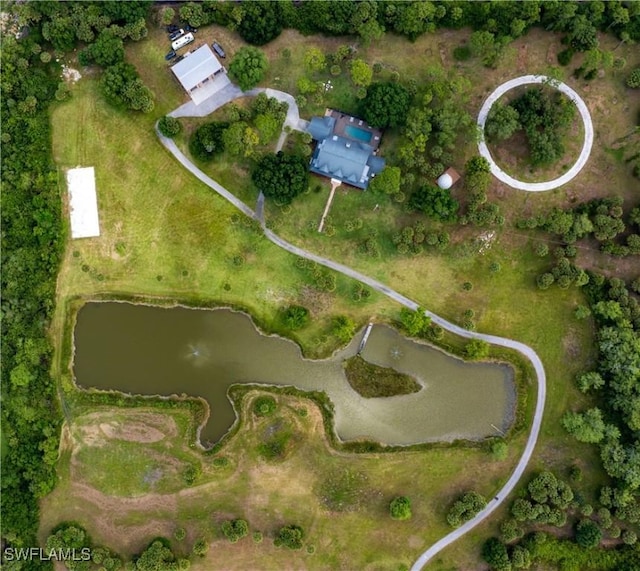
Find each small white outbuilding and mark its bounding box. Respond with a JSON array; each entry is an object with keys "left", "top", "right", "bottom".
[{"left": 67, "top": 166, "right": 100, "bottom": 238}]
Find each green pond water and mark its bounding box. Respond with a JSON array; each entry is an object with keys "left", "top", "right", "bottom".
[{"left": 73, "top": 302, "right": 515, "bottom": 446}]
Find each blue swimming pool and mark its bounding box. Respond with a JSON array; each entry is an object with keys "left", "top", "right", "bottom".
[{"left": 345, "top": 125, "right": 373, "bottom": 143}]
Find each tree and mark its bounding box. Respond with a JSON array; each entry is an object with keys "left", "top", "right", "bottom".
[
  {"left": 221, "top": 519, "right": 249, "bottom": 542},
  {"left": 332, "top": 315, "right": 356, "bottom": 344},
  {"left": 399, "top": 307, "right": 431, "bottom": 337},
  {"left": 482, "top": 538, "right": 511, "bottom": 571},
  {"left": 251, "top": 152, "right": 308, "bottom": 204},
  {"left": 568, "top": 15, "right": 599, "bottom": 51},
  {"left": 409, "top": 184, "right": 459, "bottom": 222},
  {"left": 465, "top": 339, "right": 490, "bottom": 360},
  {"left": 576, "top": 371, "right": 604, "bottom": 393},
  {"left": 255, "top": 113, "right": 281, "bottom": 144},
  {"left": 228, "top": 46, "right": 268, "bottom": 91},
  {"left": 447, "top": 492, "right": 487, "bottom": 527},
  {"left": 368, "top": 166, "right": 401, "bottom": 195},
  {"left": 274, "top": 525, "right": 304, "bottom": 549},
  {"left": 135, "top": 540, "right": 177, "bottom": 570},
  {"left": 359, "top": 82, "right": 411, "bottom": 128},
  {"left": 350, "top": 58, "right": 373, "bottom": 87},
  {"left": 627, "top": 67, "right": 640, "bottom": 88},
  {"left": 158, "top": 116, "right": 181, "bottom": 138},
  {"left": 238, "top": 1, "right": 283, "bottom": 45},
  {"left": 192, "top": 538, "right": 208, "bottom": 557},
  {"left": 179, "top": 3, "right": 205, "bottom": 28},
  {"left": 390, "top": 496, "right": 412, "bottom": 520},
  {"left": 222, "top": 122, "right": 259, "bottom": 157},
  {"left": 303, "top": 47, "right": 326, "bottom": 73},
  {"left": 500, "top": 519, "right": 523, "bottom": 543},
  {"left": 562, "top": 408, "right": 608, "bottom": 443},
  {"left": 486, "top": 104, "right": 520, "bottom": 141},
  {"left": 469, "top": 30, "right": 505, "bottom": 68},
  {"left": 575, "top": 519, "right": 602, "bottom": 548},
  {"left": 281, "top": 305, "right": 309, "bottom": 330},
  {"left": 80, "top": 30, "right": 125, "bottom": 67},
  {"left": 189, "top": 121, "right": 228, "bottom": 160}
]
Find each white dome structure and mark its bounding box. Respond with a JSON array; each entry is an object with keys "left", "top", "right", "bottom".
[{"left": 437, "top": 173, "right": 453, "bottom": 189}]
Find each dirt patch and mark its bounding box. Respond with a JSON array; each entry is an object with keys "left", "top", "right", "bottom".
[
  {"left": 517, "top": 44, "right": 528, "bottom": 72},
  {"left": 79, "top": 410, "right": 178, "bottom": 439},
  {"left": 100, "top": 421, "right": 166, "bottom": 443}
]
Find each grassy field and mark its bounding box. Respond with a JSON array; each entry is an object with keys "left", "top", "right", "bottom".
[
  {"left": 44, "top": 17, "right": 640, "bottom": 570},
  {"left": 40, "top": 393, "right": 526, "bottom": 570}
]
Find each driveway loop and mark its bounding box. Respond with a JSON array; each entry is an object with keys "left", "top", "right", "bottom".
[{"left": 477, "top": 75, "right": 594, "bottom": 192}]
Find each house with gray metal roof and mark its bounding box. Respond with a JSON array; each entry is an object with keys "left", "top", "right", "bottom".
[
  {"left": 307, "top": 110, "right": 385, "bottom": 190},
  {"left": 170, "top": 44, "right": 228, "bottom": 105}
]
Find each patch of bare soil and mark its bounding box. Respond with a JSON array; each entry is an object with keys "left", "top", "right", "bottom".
[
  {"left": 99, "top": 421, "right": 166, "bottom": 443},
  {"left": 80, "top": 410, "right": 178, "bottom": 441}
]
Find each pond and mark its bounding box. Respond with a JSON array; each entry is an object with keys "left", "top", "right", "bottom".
[{"left": 73, "top": 302, "right": 516, "bottom": 446}]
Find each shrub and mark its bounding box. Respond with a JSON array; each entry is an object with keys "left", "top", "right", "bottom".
[
  {"left": 575, "top": 519, "right": 602, "bottom": 548},
  {"left": 390, "top": 496, "right": 412, "bottom": 520},
  {"left": 158, "top": 116, "right": 181, "bottom": 138},
  {"left": 453, "top": 45, "right": 472, "bottom": 61},
  {"left": 281, "top": 305, "right": 309, "bottom": 330},
  {"left": 274, "top": 525, "right": 304, "bottom": 549},
  {"left": 174, "top": 528, "right": 186, "bottom": 542},
  {"left": 192, "top": 538, "right": 208, "bottom": 557},
  {"left": 253, "top": 395, "right": 277, "bottom": 417},
  {"left": 557, "top": 48, "right": 574, "bottom": 66},
  {"left": 465, "top": 339, "right": 490, "bottom": 360},
  {"left": 221, "top": 519, "right": 249, "bottom": 543},
  {"left": 626, "top": 67, "right": 640, "bottom": 89}
]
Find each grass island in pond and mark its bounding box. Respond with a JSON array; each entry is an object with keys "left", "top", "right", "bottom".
[{"left": 343, "top": 355, "right": 421, "bottom": 398}]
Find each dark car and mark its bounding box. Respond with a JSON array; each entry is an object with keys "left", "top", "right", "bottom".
[
  {"left": 168, "top": 29, "right": 184, "bottom": 41},
  {"left": 165, "top": 50, "right": 177, "bottom": 61},
  {"left": 212, "top": 41, "right": 226, "bottom": 58},
  {"left": 166, "top": 24, "right": 179, "bottom": 33},
  {"left": 185, "top": 24, "right": 198, "bottom": 33}
]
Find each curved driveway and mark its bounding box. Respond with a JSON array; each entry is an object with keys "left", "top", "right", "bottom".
[
  {"left": 477, "top": 74, "right": 594, "bottom": 191},
  {"left": 156, "top": 90, "right": 547, "bottom": 567}
]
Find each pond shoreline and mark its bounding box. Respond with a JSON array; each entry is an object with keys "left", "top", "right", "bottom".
[{"left": 70, "top": 298, "right": 518, "bottom": 448}]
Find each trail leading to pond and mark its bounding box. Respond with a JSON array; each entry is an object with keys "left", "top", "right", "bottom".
[{"left": 156, "top": 119, "right": 546, "bottom": 569}]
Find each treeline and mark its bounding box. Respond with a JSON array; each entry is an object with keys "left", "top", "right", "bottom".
[
  {"left": 15, "top": 1, "right": 155, "bottom": 113},
  {"left": 172, "top": 1, "right": 640, "bottom": 47},
  {"left": 1, "top": 2, "right": 153, "bottom": 564},
  {"left": 482, "top": 470, "right": 640, "bottom": 570},
  {"left": 519, "top": 198, "right": 640, "bottom": 257},
  {"left": 1, "top": 26, "right": 65, "bottom": 567}
]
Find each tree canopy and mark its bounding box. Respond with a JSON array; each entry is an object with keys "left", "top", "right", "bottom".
[
  {"left": 409, "top": 184, "right": 459, "bottom": 222},
  {"left": 251, "top": 152, "right": 308, "bottom": 204},
  {"left": 228, "top": 46, "right": 269, "bottom": 91},
  {"left": 359, "top": 82, "right": 411, "bottom": 128}
]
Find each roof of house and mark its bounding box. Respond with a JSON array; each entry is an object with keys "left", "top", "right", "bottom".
[
  {"left": 171, "top": 44, "right": 222, "bottom": 92},
  {"left": 310, "top": 136, "right": 385, "bottom": 189},
  {"left": 308, "top": 116, "right": 336, "bottom": 141}
]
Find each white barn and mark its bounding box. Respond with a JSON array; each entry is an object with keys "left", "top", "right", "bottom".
[{"left": 170, "top": 45, "right": 227, "bottom": 105}]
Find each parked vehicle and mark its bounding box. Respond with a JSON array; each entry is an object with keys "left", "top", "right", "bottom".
[
  {"left": 169, "top": 28, "right": 184, "bottom": 41},
  {"left": 165, "top": 50, "right": 177, "bottom": 61},
  {"left": 171, "top": 33, "right": 194, "bottom": 51},
  {"left": 212, "top": 41, "right": 226, "bottom": 58},
  {"left": 185, "top": 24, "right": 198, "bottom": 33},
  {"left": 166, "top": 24, "right": 179, "bottom": 33}
]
